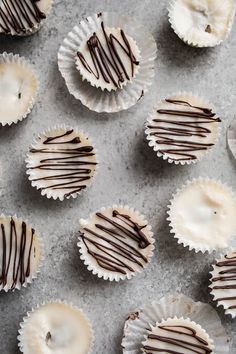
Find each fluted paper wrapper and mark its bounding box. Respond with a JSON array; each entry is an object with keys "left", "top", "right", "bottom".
[
  {"left": 209, "top": 249, "right": 236, "bottom": 319},
  {"left": 78, "top": 205, "right": 155, "bottom": 281},
  {"left": 145, "top": 92, "right": 221, "bottom": 165},
  {"left": 121, "top": 293, "right": 229, "bottom": 354},
  {"left": 0, "top": 52, "right": 38, "bottom": 126},
  {"left": 167, "top": 177, "right": 236, "bottom": 253},
  {"left": 58, "top": 12, "right": 157, "bottom": 113},
  {"left": 25, "top": 125, "right": 98, "bottom": 201},
  {"left": 168, "top": 0, "right": 235, "bottom": 47},
  {"left": 18, "top": 300, "right": 94, "bottom": 354},
  {"left": 0, "top": 214, "right": 43, "bottom": 292}
]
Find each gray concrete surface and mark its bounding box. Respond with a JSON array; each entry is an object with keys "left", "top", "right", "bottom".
[{"left": 0, "top": 0, "right": 236, "bottom": 353}]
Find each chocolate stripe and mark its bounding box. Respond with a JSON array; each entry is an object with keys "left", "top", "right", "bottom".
[
  {"left": 28, "top": 129, "right": 97, "bottom": 198},
  {"left": 77, "top": 21, "right": 139, "bottom": 88},
  {"left": 148, "top": 99, "right": 220, "bottom": 161},
  {"left": 212, "top": 252, "right": 236, "bottom": 308},
  {"left": 0, "top": 0, "right": 46, "bottom": 34},
  {"left": 79, "top": 210, "right": 150, "bottom": 275},
  {"left": 0, "top": 218, "right": 35, "bottom": 290}
]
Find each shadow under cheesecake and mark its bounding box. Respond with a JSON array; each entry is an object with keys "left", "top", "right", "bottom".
[{"left": 156, "top": 20, "right": 217, "bottom": 70}]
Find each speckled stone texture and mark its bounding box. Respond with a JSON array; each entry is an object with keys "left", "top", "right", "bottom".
[{"left": 0, "top": 0, "right": 236, "bottom": 353}]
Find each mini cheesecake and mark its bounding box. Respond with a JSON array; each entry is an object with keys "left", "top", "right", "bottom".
[
  {"left": 26, "top": 126, "right": 98, "bottom": 201},
  {"left": 0, "top": 52, "right": 38, "bottom": 126},
  {"left": 78, "top": 205, "right": 154, "bottom": 281},
  {"left": 76, "top": 21, "right": 140, "bottom": 91},
  {"left": 210, "top": 250, "right": 236, "bottom": 318},
  {"left": 18, "top": 302, "right": 93, "bottom": 354},
  {"left": 0, "top": 215, "right": 41, "bottom": 291},
  {"left": 168, "top": 0, "right": 235, "bottom": 47},
  {"left": 167, "top": 178, "right": 236, "bottom": 253},
  {"left": 142, "top": 317, "right": 214, "bottom": 354},
  {"left": 146, "top": 93, "right": 220, "bottom": 164}
]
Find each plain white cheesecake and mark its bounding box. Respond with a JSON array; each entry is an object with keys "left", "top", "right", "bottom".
[
  {"left": 18, "top": 302, "right": 93, "bottom": 354},
  {"left": 0, "top": 53, "right": 37, "bottom": 126},
  {"left": 169, "top": 0, "right": 235, "bottom": 47},
  {"left": 168, "top": 178, "right": 236, "bottom": 252}
]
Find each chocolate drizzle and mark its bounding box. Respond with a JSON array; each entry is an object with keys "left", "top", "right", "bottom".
[
  {"left": 28, "top": 129, "right": 97, "bottom": 198},
  {"left": 0, "top": 218, "right": 35, "bottom": 290},
  {"left": 0, "top": 0, "right": 46, "bottom": 34},
  {"left": 143, "top": 324, "right": 212, "bottom": 354},
  {"left": 77, "top": 21, "right": 139, "bottom": 89},
  {"left": 147, "top": 98, "right": 221, "bottom": 161},
  {"left": 212, "top": 252, "right": 236, "bottom": 309},
  {"left": 79, "top": 209, "right": 151, "bottom": 275}
]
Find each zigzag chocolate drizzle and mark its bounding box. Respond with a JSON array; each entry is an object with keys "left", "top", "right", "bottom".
[
  {"left": 28, "top": 129, "right": 97, "bottom": 198},
  {"left": 212, "top": 252, "right": 236, "bottom": 309},
  {"left": 0, "top": 0, "right": 46, "bottom": 34},
  {"left": 147, "top": 99, "right": 221, "bottom": 161},
  {"left": 79, "top": 209, "right": 151, "bottom": 274},
  {"left": 143, "top": 324, "right": 212, "bottom": 354},
  {"left": 0, "top": 218, "right": 35, "bottom": 290},
  {"left": 77, "top": 21, "right": 139, "bottom": 89}
]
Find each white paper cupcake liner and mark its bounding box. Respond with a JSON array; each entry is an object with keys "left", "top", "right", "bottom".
[
  {"left": 145, "top": 92, "right": 221, "bottom": 165},
  {"left": 25, "top": 124, "right": 99, "bottom": 201},
  {"left": 168, "top": 0, "right": 236, "bottom": 47},
  {"left": 0, "top": 52, "right": 38, "bottom": 126},
  {"left": 167, "top": 177, "right": 236, "bottom": 253},
  {"left": 77, "top": 205, "right": 155, "bottom": 281},
  {"left": 227, "top": 117, "right": 236, "bottom": 160},
  {"left": 58, "top": 12, "right": 157, "bottom": 113},
  {"left": 121, "top": 293, "right": 229, "bottom": 354},
  {"left": 209, "top": 248, "right": 236, "bottom": 319},
  {"left": 18, "top": 300, "right": 94, "bottom": 354},
  {"left": 0, "top": 0, "right": 54, "bottom": 36},
  {"left": 0, "top": 214, "right": 43, "bottom": 292}
]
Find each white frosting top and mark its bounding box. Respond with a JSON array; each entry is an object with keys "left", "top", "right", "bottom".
[
  {"left": 0, "top": 0, "right": 52, "bottom": 35},
  {"left": 0, "top": 215, "right": 41, "bottom": 291},
  {"left": 78, "top": 205, "right": 154, "bottom": 281},
  {"left": 0, "top": 60, "right": 37, "bottom": 125},
  {"left": 76, "top": 25, "right": 140, "bottom": 91},
  {"left": 142, "top": 317, "right": 214, "bottom": 354},
  {"left": 169, "top": 0, "right": 235, "bottom": 46},
  {"left": 19, "top": 302, "right": 93, "bottom": 354},
  {"left": 146, "top": 94, "right": 219, "bottom": 163},
  {"left": 168, "top": 179, "right": 236, "bottom": 252},
  {"left": 26, "top": 127, "right": 97, "bottom": 201},
  {"left": 210, "top": 250, "right": 236, "bottom": 318}
]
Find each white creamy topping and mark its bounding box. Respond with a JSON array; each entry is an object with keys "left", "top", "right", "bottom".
[
  {"left": 146, "top": 94, "right": 219, "bottom": 163},
  {"left": 142, "top": 317, "right": 214, "bottom": 354},
  {"left": 20, "top": 302, "right": 93, "bottom": 354},
  {"left": 169, "top": 179, "right": 236, "bottom": 252},
  {"left": 76, "top": 26, "right": 140, "bottom": 91},
  {"left": 78, "top": 206, "right": 154, "bottom": 281},
  {"left": 0, "top": 61, "right": 37, "bottom": 125},
  {"left": 169, "top": 0, "right": 235, "bottom": 46},
  {"left": 0, "top": 0, "right": 52, "bottom": 35},
  {"left": 26, "top": 127, "right": 97, "bottom": 201},
  {"left": 210, "top": 251, "right": 236, "bottom": 318},
  {"left": 0, "top": 216, "right": 41, "bottom": 291}
]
